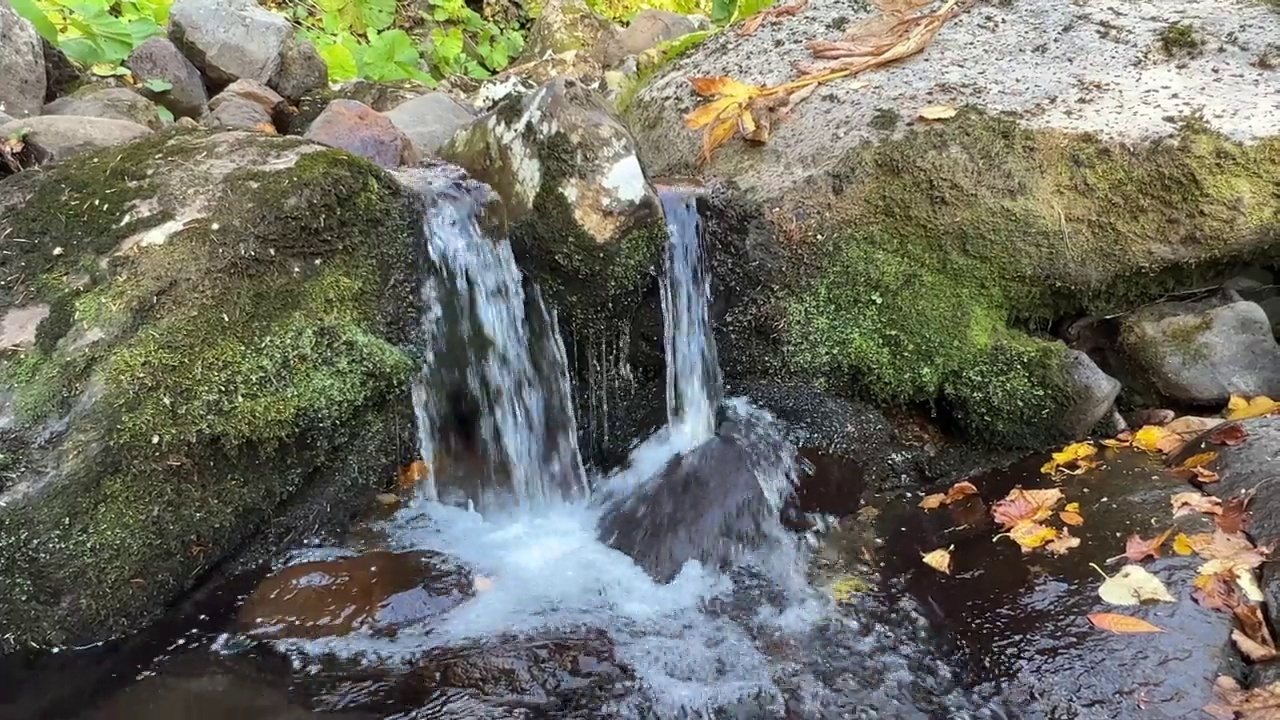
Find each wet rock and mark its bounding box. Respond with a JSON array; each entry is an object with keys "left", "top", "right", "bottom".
[
  {"left": 238, "top": 550, "right": 473, "bottom": 640},
  {"left": 209, "top": 78, "right": 290, "bottom": 129},
  {"left": 126, "top": 37, "right": 210, "bottom": 119},
  {"left": 305, "top": 99, "right": 418, "bottom": 168},
  {"left": 169, "top": 0, "right": 293, "bottom": 86},
  {"left": 41, "top": 39, "right": 81, "bottom": 104},
  {"left": 875, "top": 450, "right": 1233, "bottom": 719},
  {"left": 520, "top": 0, "right": 621, "bottom": 67},
  {"left": 624, "top": 0, "right": 1280, "bottom": 450},
  {"left": 44, "top": 88, "right": 163, "bottom": 130},
  {"left": 0, "top": 305, "right": 50, "bottom": 351},
  {"left": 440, "top": 76, "right": 662, "bottom": 329},
  {"left": 203, "top": 96, "right": 275, "bottom": 132},
  {"left": 1197, "top": 416, "right": 1280, "bottom": 546},
  {"left": 0, "top": 116, "right": 152, "bottom": 164},
  {"left": 269, "top": 38, "right": 329, "bottom": 103},
  {"left": 0, "top": 131, "right": 420, "bottom": 650},
  {"left": 598, "top": 411, "right": 795, "bottom": 582},
  {"left": 616, "top": 9, "right": 703, "bottom": 57},
  {"left": 1119, "top": 297, "right": 1280, "bottom": 406},
  {"left": 0, "top": 3, "right": 46, "bottom": 118},
  {"left": 384, "top": 92, "right": 474, "bottom": 158},
  {"left": 1058, "top": 349, "right": 1122, "bottom": 438}
]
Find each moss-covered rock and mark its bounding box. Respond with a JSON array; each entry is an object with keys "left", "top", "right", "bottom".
[
  {"left": 624, "top": 0, "right": 1280, "bottom": 447},
  {"left": 0, "top": 130, "right": 421, "bottom": 650}
]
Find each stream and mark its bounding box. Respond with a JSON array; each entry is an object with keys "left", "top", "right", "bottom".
[{"left": 0, "top": 169, "right": 1230, "bottom": 720}]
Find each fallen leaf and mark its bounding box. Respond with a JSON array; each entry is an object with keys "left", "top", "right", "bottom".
[
  {"left": 1087, "top": 612, "right": 1165, "bottom": 634},
  {"left": 1201, "top": 558, "right": 1265, "bottom": 603},
  {"left": 1209, "top": 423, "right": 1249, "bottom": 447},
  {"left": 1046, "top": 529, "right": 1081, "bottom": 555},
  {"left": 992, "top": 487, "right": 1064, "bottom": 527},
  {"left": 1059, "top": 509, "right": 1085, "bottom": 526},
  {"left": 1169, "top": 450, "right": 1220, "bottom": 483},
  {"left": 1227, "top": 395, "right": 1280, "bottom": 421},
  {"left": 800, "top": 0, "right": 962, "bottom": 78},
  {"left": 1232, "top": 604, "right": 1277, "bottom": 662},
  {"left": 1198, "top": 531, "right": 1266, "bottom": 568},
  {"left": 922, "top": 546, "right": 953, "bottom": 574},
  {"left": 918, "top": 479, "right": 978, "bottom": 510},
  {"left": 1132, "top": 425, "right": 1174, "bottom": 454},
  {"left": 1180, "top": 451, "right": 1219, "bottom": 469},
  {"left": 1171, "top": 492, "right": 1222, "bottom": 518},
  {"left": 1207, "top": 676, "right": 1280, "bottom": 719},
  {"left": 1172, "top": 532, "right": 1206, "bottom": 556},
  {"left": 918, "top": 492, "right": 947, "bottom": 510},
  {"left": 1097, "top": 564, "right": 1176, "bottom": 606},
  {"left": 1002, "top": 521, "right": 1059, "bottom": 553},
  {"left": 1217, "top": 494, "right": 1252, "bottom": 535},
  {"left": 1164, "top": 415, "right": 1224, "bottom": 436},
  {"left": 1124, "top": 528, "right": 1174, "bottom": 563},
  {"left": 830, "top": 575, "right": 872, "bottom": 603},
  {"left": 918, "top": 104, "right": 958, "bottom": 120},
  {"left": 1195, "top": 570, "right": 1243, "bottom": 611},
  {"left": 737, "top": 0, "right": 809, "bottom": 36},
  {"left": 1040, "top": 441, "right": 1098, "bottom": 477},
  {"left": 1190, "top": 466, "right": 1221, "bottom": 484}
]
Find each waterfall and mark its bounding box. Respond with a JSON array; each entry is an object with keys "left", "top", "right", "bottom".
[
  {"left": 658, "top": 189, "right": 721, "bottom": 443},
  {"left": 403, "top": 166, "right": 587, "bottom": 513}
]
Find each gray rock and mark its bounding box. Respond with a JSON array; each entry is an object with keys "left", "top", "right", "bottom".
[
  {"left": 202, "top": 96, "right": 274, "bottom": 132},
  {"left": 126, "top": 37, "right": 209, "bottom": 119},
  {"left": 41, "top": 38, "right": 81, "bottom": 103},
  {"left": 1202, "top": 416, "right": 1280, "bottom": 546},
  {"left": 1120, "top": 298, "right": 1280, "bottom": 406},
  {"left": 44, "top": 88, "right": 163, "bottom": 131},
  {"left": 304, "top": 98, "right": 417, "bottom": 168},
  {"left": 1059, "top": 349, "right": 1122, "bottom": 438},
  {"left": 0, "top": 3, "right": 46, "bottom": 117},
  {"left": 209, "top": 78, "right": 288, "bottom": 128},
  {"left": 168, "top": 0, "right": 292, "bottom": 86},
  {"left": 384, "top": 92, "right": 474, "bottom": 157},
  {"left": 519, "top": 0, "right": 620, "bottom": 67},
  {"left": 0, "top": 305, "right": 51, "bottom": 351},
  {"left": 616, "top": 9, "right": 702, "bottom": 58},
  {"left": 0, "top": 111, "right": 13, "bottom": 126},
  {"left": 0, "top": 116, "right": 152, "bottom": 164},
  {"left": 268, "top": 38, "right": 328, "bottom": 102}
]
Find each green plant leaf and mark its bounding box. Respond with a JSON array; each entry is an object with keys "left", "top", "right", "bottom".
[
  {"left": 156, "top": 105, "right": 175, "bottom": 123},
  {"left": 58, "top": 37, "right": 110, "bottom": 67},
  {"left": 361, "top": 28, "right": 420, "bottom": 80},
  {"left": 431, "top": 26, "right": 465, "bottom": 61},
  {"left": 317, "top": 41, "right": 359, "bottom": 81},
  {"left": 143, "top": 77, "right": 173, "bottom": 92},
  {"left": 10, "top": 0, "right": 60, "bottom": 44},
  {"left": 359, "top": 0, "right": 396, "bottom": 32},
  {"left": 89, "top": 62, "right": 131, "bottom": 76},
  {"left": 711, "top": 0, "right": 737, "bottom": 24}
]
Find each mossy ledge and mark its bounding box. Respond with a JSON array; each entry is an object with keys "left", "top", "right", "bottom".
[
  {"left": 771, "top": 110, "right": 1279, "bottom": 447},
  {"left": 0, "top": 131, "right": 421, "bottom": 650}
]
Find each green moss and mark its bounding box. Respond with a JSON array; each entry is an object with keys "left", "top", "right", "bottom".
[
  {"left": 1159, "top": 22, "right": 1203, "bottom": 58},
  {"left": 869, "top": 107, "right": 901, "bottom": 132},
  {"left": 781, "top": 109, "right": 1280, "bottom": 446}
]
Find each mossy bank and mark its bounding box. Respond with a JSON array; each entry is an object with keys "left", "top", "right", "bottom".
[{"left": 0, "top": 131, "right": 422, "bottom": 650}]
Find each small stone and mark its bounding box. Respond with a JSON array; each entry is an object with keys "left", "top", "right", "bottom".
[
  {"left": 383, "top": 92, "right": 474, "bottom": 158},
  {"left": 126, "top": 37, "right": 209, "bottom": 119},
  {"left": 268, "top": 38, "right": 328, "bottom": 102},
  {"left": 209, "top": 78, "right": 289, "bottom": 129},
  {"left": 304, "top": 99, "right": 417, "bottom": 168},
  {"left": 44, "top": 88, "right": 163, "bottom": 130},
  {"left": 1058, "top": 349, "right": 1121, "bottom": 439},
  {"left": 51, "top": 246, "right": 64, "bottom": 256},
  {"left": 374, "top": 492, "right": 400, "bottom": 506},
  {"left": 168, "top": 0, "right": 293, "bottom": 86},
  {"left": 202, "top": 97, "right": 274, "bottom": 132},
  {"left": 0, "top": 305, "right": 51, "bottom": 351},
  {"left": 0, "top": 116, "right": 152, "bottom": 165},
  {"left": 0, "top": 2, "right": 46, "bottom": 117}
]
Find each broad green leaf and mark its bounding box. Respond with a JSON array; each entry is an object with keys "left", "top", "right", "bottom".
[
  {"left": 362, "top": 28, "right": 420, "bottom": 81},
  {"left": 89, "top": 62, "right": 130, "bottom": 76},
  {"left": 143, "top": 78, "right": 173, "bottom": 92},
  {"left": 156, "top": 105, "right": 175, "bottom": 123},
  {"left": 711, "top": 0, "right": 737, "bottom": 25},
  {"left": 359, "top": 0, "right": 396, "bottom": 32},
  {"left": 431, "top": 26, "right": 464, "bottom": 62},
  {"left": 9, "top": 0, "right": 60, "bottom": 44},
  {"left": 58, "top": 37, "right": 110, "bottom": 67},
  {"left": 316, "top": 40, "right": 359, "bottom": 81}
]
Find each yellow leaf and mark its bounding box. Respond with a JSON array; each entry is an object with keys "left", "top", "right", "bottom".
[
  {"left": 1046, "top": 529, "right": 1081, "bottom": 555},
  {"left": 992, "top": 487, "right": 1064, "bottom": 527},
  {"left": 1180, "top": 451, "right": 1219, "bottom": 469},
  {"left": 1101, "top": 437, "right": 1130, "bottom": 448},
  {"left": 918, "top": 104, "right": 958, "bottom": 120},
  {"left": 684, "top": 96, "right": 743, "bottom": 130},
  {"left": 830, "top": 575, "right": 872, "bottom": 603},
  {"left": 1172, "top": 532, "right": 1196, "bottom": 556},
  {"left": 689, "top": 76, "right": 758, "bottom": 99},
  {"left": 1226, "top": 395, "right": 1280, "bottom": 420},
  {"left": 1087, "top": 612, "right": 1165, "bottom": 634},
  {"left": 922, "top": 546, "right": 953, "bottom": 574},
  {"left": 1132, "top": 425, "right": 1173, "bottom": 453},
  {"left": 1001, "top": 521, "right": 1058, "bottom": 553},
  {"left": 1098, "top": 564, "right": 1176, "bottom": 605},
  {"left": 1064, "top": 502, "right": 1080, "bottom": 512},
  {"left": 918, "top": 480, "right": 979, "bottom": 510},
  {"left": 918, "top": 492, "right": 947, "bottom": 510},
  {"left": 700, "top": 116, "right": 740, "bottom": 166}
]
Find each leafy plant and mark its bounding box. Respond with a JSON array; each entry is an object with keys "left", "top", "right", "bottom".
[
  {"left": 710, "top": 0, "right": 770, "bottom": 25},
  {"left": 13, "top": 0, "right": 170, "bottom": 70}
]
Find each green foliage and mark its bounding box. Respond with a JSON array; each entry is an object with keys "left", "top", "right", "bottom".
[
  {"left": 15, "top": 0, "right": 169, "bottom": 70},
  {"left": 586, "top": 0, "right": 706, "bottom": 22},
  {"left": 711, "top": 0, "right": 770, "bottom": 25}
]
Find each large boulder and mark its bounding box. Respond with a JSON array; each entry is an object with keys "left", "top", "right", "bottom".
[
  {"left": 0, "top": 4, "right": 46, "bottom": 118},
  {"left": 44, "top": 88, "right": 163, "bottom": 130},
  {"left": 440, "top": 77, "right": 663, "bottom": 331},
  {"left": 0, "top": 131, "right": 421, "bottom": 650},
  {"left": 0, "top": 115, "right": 153, "bottom": 164},
  {"left": 520, "top": 0, "right": 622, "bottom": 68},
  {"left": 624, "top": 0, "right": 1280, "bottom": 448},
  {"left": 168, "top": 0, "right": 293, "bottom": 87},
  {"left": 126, "top": 37, "right": 210, "bottom": 119},
  {"left": 384, "top": 92, "right": 475, "bottom": 158}
]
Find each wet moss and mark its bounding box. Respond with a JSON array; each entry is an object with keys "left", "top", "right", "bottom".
[
  {"left": 782, "top": 109, "right": 1280, "bottom": 446},
  {"left": 869, "top": 107, "right": 901, "bottom": 132},
  {"left": 1160, "top": 22, "right": 1203, "bottom": 58}
]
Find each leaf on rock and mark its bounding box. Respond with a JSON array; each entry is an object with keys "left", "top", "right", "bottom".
[
  {"left": 918, "top": 104, "right": 958, "bottom": 120},
  {"left": 1195, "top": 570, "right": 1243, "bottom": 611},
  {"left": 1200, "top": 558, "right": 1264, "bottom": 603},
  {"left": 1046, "top": 529, "right": 1081, "bottom": 556},
  {"left": 1209, "top": 423, "right": 1249, "bottom": 447},
  {"left": 1164, "top": 415, "right": 1224, "bottom": 437},
  {"left": 1216, "top": 494, "right": 1252, "bottom": 535},
  {"left": 1171, "top": 492, "right": 1222, "bottom": 518},
  {"left": 1232, "top": 604, "right": 1278, "bottom": 662},
  {"left": 1180, "top": 451, "right": 1219, "bottom": 469},
  {"left": 1173, "top": 532, "right": 1212, "bottom": 556},
  {"left": 922, "top": 546, "right": 953, "bottom": 574},
  {"left": 1124, "top": 528, "right": 1174, "bottom": 563},
  {"left": 1001, "top": 522, "right": 1060, "bottom": 553},
  {"left": 1197, "top": 531, "right": 1266, "bottom": 568},
  {"left": 918, "top": 480, "right": 978, "bottom": 510},
  {"left": 1132, "top": 425, "right": 1174, "bottom": 454},
  {"left": 1097, "top": 564, "right": 1176, "bottom": 606},
  {"left": 1227, "top": 395, "right": 1280, "bottom": 421},
  {"left": 800, "top": 0, "right": 962, "bottom": 78},
  {"left": 992, "top": 487, "right": 1064, "bottom": 528},
  {"left": 737, "top": 0, "right": 809, "bottom": 36},
  {"left": 1207, "top": 677, "right": 1280, "bottom": 719},
  {"left": 1087, "top": 612, "right": 1165, "bottom": 634},
  {"left": 1040, "top": 442, "right": 1099, "bottom": 477}
]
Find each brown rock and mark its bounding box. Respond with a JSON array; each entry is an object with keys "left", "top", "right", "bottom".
[
  {"left": 304, "top": 99, "right": 418, "bottom": 168},
  {"left": 237, "top": 550, "right": 473, "bottom": 640},
  {"left": 209, "top": 78, "right": 289, "bottom": 129}
]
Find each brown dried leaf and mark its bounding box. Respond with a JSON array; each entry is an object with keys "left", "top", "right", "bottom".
[
  {"left": 1124, "top": 528, "right": 1174, "bottom": 563},
  {"left": 991, "top": 487, "right": 1064, "bottom": 528},
  {"left": 1164, "top": 415, "right": 1224, "bottom": 437},
  {"left": 918, "top": 492, "right": 947, "bottom": 510},
  {"left": 1211, "top": 677, "right": 1280, "bottom": 717},
  {"left": 1087, "top": 612, "right": 1165, "bottom": 634},
  {"left": 918, "top": 104, "right": 958, "bottom": 120},
  {"left": 1194, "top": 570, "right": 1243, "bottom": 611},
  {"left": 1217, "top": 493, "right": 1253, "bottom": 535},
  {"left": 1209, "top": 423, "right": 1249, "bottom": 447},
  {"left": 737, "top": 0, "right": 809, "bottom": 36},
  {"left": 1059, "top": 510, "right": 1085, "bottom": 527},
  {"left": 1045, "top": 529, "right": 1081, "bottom": 556},
  {"left": 1198, "top": 531, "right": 1266, "bottom": 569},
  {"left": 799, "top": 0, "right": 961, "bottom": 78},
  {"left": 1233, "top": 604, "right": 1278, "bottom": 661},
  {"left": 1171, "top": 492, "right": 1222, "bottom": 518}
]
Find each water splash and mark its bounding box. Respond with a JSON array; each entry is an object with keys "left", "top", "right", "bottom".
[
  {"left": 404, "top": 166, "right": 587, "bottom": 513},
  {"left": 658, "top": 188, "right": 721, "bottom": 444}
]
